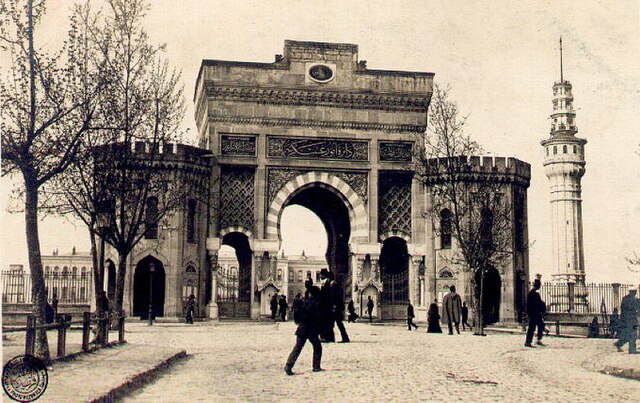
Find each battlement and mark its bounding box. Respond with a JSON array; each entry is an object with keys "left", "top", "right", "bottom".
[
  {"left": 423, "top": 155, "right": 531, "bottom": 186},
  {"left": 96, "top": 142, "right": 214, "bottom": 167}
]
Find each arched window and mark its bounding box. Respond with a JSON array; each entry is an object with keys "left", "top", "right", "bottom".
[
  {"left": 72, "top": 267, "right": 78, "bottom": 275},
  {"left": 145, "top": 196, "right": 159, "bottom": 239},
  {"left": 288, "top": 270, "right": 294, "bottom": 282},
  {"left": 438, "top": 268, "right": 454, "bottom": 278},
  {"left": 186, "top": 199, "right": 197, "bottom": 243},
  {"left": 45, "top": 266, "right": 50, "bottom": 275},
  {"left": 563, "top": 145, "right": 567, "bottom": 153},
  {"left": 573, "top": 145, "right": 577, "bottom": 153},
  {"left": 546, "top": 147, "right": 549, "bottom": 156},
  {"left": 277, "top": 269, "right": 282, "bottom": 281},
  {"left": 440, "top": 209, "right": 452, "bottom": 249},
  {"left": 480, "top": 208, "right": 494, "bottom": 251},
  {"left": 553, "top": 146, "right": 557, "bottom": 154},
  {"left": 297, "top": 270, "right": 303, "bottom": 282}
]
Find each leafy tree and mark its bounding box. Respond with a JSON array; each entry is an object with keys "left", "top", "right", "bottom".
[{"left": 0, "top": 0, "right": 102, "bottom": 362}]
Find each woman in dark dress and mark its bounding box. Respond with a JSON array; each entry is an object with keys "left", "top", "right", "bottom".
[{"left": 427, "top": 300, "right": 443, "bottom": 333}]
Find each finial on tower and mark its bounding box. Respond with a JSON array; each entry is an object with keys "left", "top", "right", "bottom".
[{"left": 559, "top": 36, "right": 563, "bottom": 83}]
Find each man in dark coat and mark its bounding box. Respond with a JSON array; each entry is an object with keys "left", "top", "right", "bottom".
[
  {"left": 347, "top": 300, "right": 359, "bottom": 323},
  {"left": 318, "top": 268, "right": 335, "bottom": 342},
  {"left": 525, "top": 277, "right": 546, "bottom": 347},
  {"left": 279, "top": 295, "right": 289, "bottom": 322},
  {"left": 461, "top": 301, "right": 472, "bottom": 331},
  {"left": 614, "top": 287, "right": 639, "bottom": 354},
  {"left": 366, "top": 296, "right": 374, "bottom": 322},
  {"left": 185, "top": 294, "right": 196, "bottom": 324},
  {"left": 407, "top": 301, "right": 418, "bottom": 330},
  {"left": 330, "top": 272, "right": 350, "bottom": 342},
  {"left": 292, "top": 293, "right": 303, "bottom": 323},
  {"left": 442, "top": 285, "right": 462, "bottom": 335},
  {"left": 270, "top": 293, "right": 278, "bottom": 321},
  {"left": 285, "top": 286, "right": 323, "bottom": 375}
]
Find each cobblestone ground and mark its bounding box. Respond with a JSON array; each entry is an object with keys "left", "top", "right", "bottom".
[{"left": 121, "top": 321, "right": 638, "bottom": 402}]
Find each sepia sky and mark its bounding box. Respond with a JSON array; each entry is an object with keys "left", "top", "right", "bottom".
[{"left": 2, "top": 0, "right": 639, "bottom": 283}]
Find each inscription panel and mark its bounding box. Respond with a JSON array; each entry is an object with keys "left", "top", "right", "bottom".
[
  {"left": 267, "top": 136, "right": 368, "bottom": 161},
  {"left": 379, "top": 141, "right": 413, "bottom": 162},
  {"left": 220, "top": 134, "right": 257, "bottom": 157}
]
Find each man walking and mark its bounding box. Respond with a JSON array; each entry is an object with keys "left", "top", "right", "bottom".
[
  {"left": 442, "top": 285, "right": 462, "bottom": 335},
  {"left": 366, "top": 295, "right": 374, "bottom": 322},
  {"left": 461, "top": 301, "right": 472, "bottom": 331},
  {"left": 614, "top": 287, "right": 639, "bottom": 354},
  {"left": 525, "top": 276, "right": 546, "bottom": 347},
  {"left": 407, "top": 301, "right": 418, "bottom": 330},
  {"left": 284, "top": 286, "right": 323, "bottom": 375},
  {"left": 330, "top": 272, "right": 350, "bottom": 342}
]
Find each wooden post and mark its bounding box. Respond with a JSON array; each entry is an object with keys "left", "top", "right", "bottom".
[
  {"left": 101, "top": 315, "right": 108, "bottom": 346},
  {"left": 57, "top": 314, "right": 68, "bottom": 359},
  {"left": 82, "top": 312, "right": 91, "bottom": 352},
  {"left": 555, "top": 320, "right": 560, "bottom": 337},
  {"left": 118, "top": 314, "right": 125, "bottom": 342},
  {"left": 25, "top": 314, "right": 36, "bottom": 356}
]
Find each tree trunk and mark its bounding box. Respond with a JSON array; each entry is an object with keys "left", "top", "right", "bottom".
[
  {"left": 472, "top": 270, "right": 485, "bottom": 336},
  {"left": 114, "top": 249, "right": 129, "bottom": 315},
  {"left": 24, "top": 177, "right": 51, "bottom": 363},
  {"left": 90, "top": 231, "right": 102, "bottom": 312}
]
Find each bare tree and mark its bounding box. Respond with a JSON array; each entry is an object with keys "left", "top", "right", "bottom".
[
  {"left": 417, "top": 84, "right": 517, "bottom": 335},
  {"left": 63, "top": 0, "right": 186, "bottom": 317},
  {"left": 0, "top": 0, "right": 101, "bottom": 362}
]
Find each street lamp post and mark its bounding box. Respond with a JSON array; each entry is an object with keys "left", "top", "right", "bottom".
[
  {"left": 148, "top": 263, "right": 155, "bottom": 326},
  {"left": 96, "top": 204, "right": 111, "bottom": 343}
]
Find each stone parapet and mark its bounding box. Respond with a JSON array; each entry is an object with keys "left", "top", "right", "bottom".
[{"left": 422, "top": 155, "right": 531, "bottom": 187}]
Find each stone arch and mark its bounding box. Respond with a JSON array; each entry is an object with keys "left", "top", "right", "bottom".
[
  {"left": 219, "top": 226, "right": 253, "bottom": 240},
  {"left": 379, "top": 230, "right": 411, "bottom": 243},
  {"left": 266, "top": 171, "right": 368, "bottom": 242}
]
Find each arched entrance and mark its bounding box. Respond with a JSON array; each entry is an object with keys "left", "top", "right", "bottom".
[
  {"left": 475, "top": 266, "right": 501, "bottom": 325},
  {"left": 133, "top": 256, "right": 165, "bottom": 319},
  {"left": 217, "top": 232, "right": 252, "bottom": 318},
  {"left": 380, "top": 236, "right": 409, "bottom": 320},
  {"left": 285, "top": 185, "right": 351, "bottom": 286}
]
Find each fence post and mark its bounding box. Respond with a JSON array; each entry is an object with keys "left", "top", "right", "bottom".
[
  {"left": 82, "top": 312, "right": 91, "bottom": 352},
  {"left": 100, "top": 315, "right": 108, "bottom": 347},
  {"left": 555, "top": 320, "right": 560, "bottom": 337},
  {"left": 567, "top": 281, "right": 575, "bottom": 313},
  {"left": 25, "top": 315, "right": 36, "bottom": 356},
  {"left": 118, "top": 313, "right": 125, "bottom": 342},
  {"left": 57, "top": 314, "right": 68, "bottom": 359}
]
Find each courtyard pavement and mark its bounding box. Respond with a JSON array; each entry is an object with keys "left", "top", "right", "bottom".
[{"left": 121, "top": 320, "right": 640, "bottom": 402}]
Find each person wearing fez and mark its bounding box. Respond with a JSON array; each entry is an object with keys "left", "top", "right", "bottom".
[
  {"left": 525, "top": 274, "right": 547, "bottom": 347},
  {"left": 614, "top": 286, "right": 639, "bottom": 354}
]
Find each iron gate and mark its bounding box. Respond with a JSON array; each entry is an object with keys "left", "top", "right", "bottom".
[
  {"left": 381, "top": 270, "right": 409, "bottom": 320},
  {"left": 216, "top": 266, "right": 250, "bottom": 318}
]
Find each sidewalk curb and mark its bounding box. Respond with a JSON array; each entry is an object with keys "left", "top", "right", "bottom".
[
  {"left": 602, "top": 365, "right": 640, "bottom": 382},
  {"left": 89, "top": 349, "right": 188, "bottom": 402}
]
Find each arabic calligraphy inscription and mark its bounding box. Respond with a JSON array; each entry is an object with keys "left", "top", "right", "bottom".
[{"left": 267, "top": 136, "right": 368, "bottom": 161}]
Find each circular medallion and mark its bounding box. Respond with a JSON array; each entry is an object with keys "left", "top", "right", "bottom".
[
  {"left": 308, "top": 64, "right": 334, "bottom": 83},
  {"left": 2, "top": 355, "right": 48, "bottom": 402}
]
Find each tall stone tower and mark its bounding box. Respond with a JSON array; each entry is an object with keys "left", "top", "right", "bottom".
[{"left": 541, "top": 38, "right": 587, "bottom": 284}]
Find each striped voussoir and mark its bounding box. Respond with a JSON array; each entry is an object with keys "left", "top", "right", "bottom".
[
  {"left": 266, "top": 171, "right": 368, "bottom": 241},
  {"left": 219, "top": 226, "right": 253, "bottom": 239}
]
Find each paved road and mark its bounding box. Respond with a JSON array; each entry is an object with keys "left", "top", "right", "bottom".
[{"left": 123, "top": 321, "right": 640, "bottom": 402}]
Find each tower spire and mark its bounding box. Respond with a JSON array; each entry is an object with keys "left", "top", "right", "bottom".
[{"left": 559, "top": 37, "right": 563, "bottom": 83}]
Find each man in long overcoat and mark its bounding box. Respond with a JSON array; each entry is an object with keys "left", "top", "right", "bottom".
[
  {"left": 614, "top": 287, "right": 639, "bottom": 354},
  {"left": 442, "top": 285, "right": 462, "bottom": 335},
  {"left": 318, "top": 268, "right": 335, "bottom": 342},
  {"left": 330, "top": 271, "right": 350, "bottom": 342},
  {"left": 284, "top": 286, "right": 323, "bottom": 374},
  {"left": 270, "top": 293, "right": 279, "bottom": 321}
]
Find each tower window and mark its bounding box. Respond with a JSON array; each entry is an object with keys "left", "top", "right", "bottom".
[
  {"left": 144, "top": 196, "right": 159, "bottom": 239},
  {"left": 563, "top": 145, "right": 567, "bottom": 153},
  {"left": 546, "top": 147, "right": 549, "bottom": 156},
  {"left": 553, "top": 146, "right": 557, "bottom": 155},
  {"left": 439, "top": 209, "right": 452, "bottom": 249},
  {"left": 573, "top": 145, "right": 577, "bottom": 153},
  {"left": 186, "top": 199, "right": 197, "bottom": 243}
]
